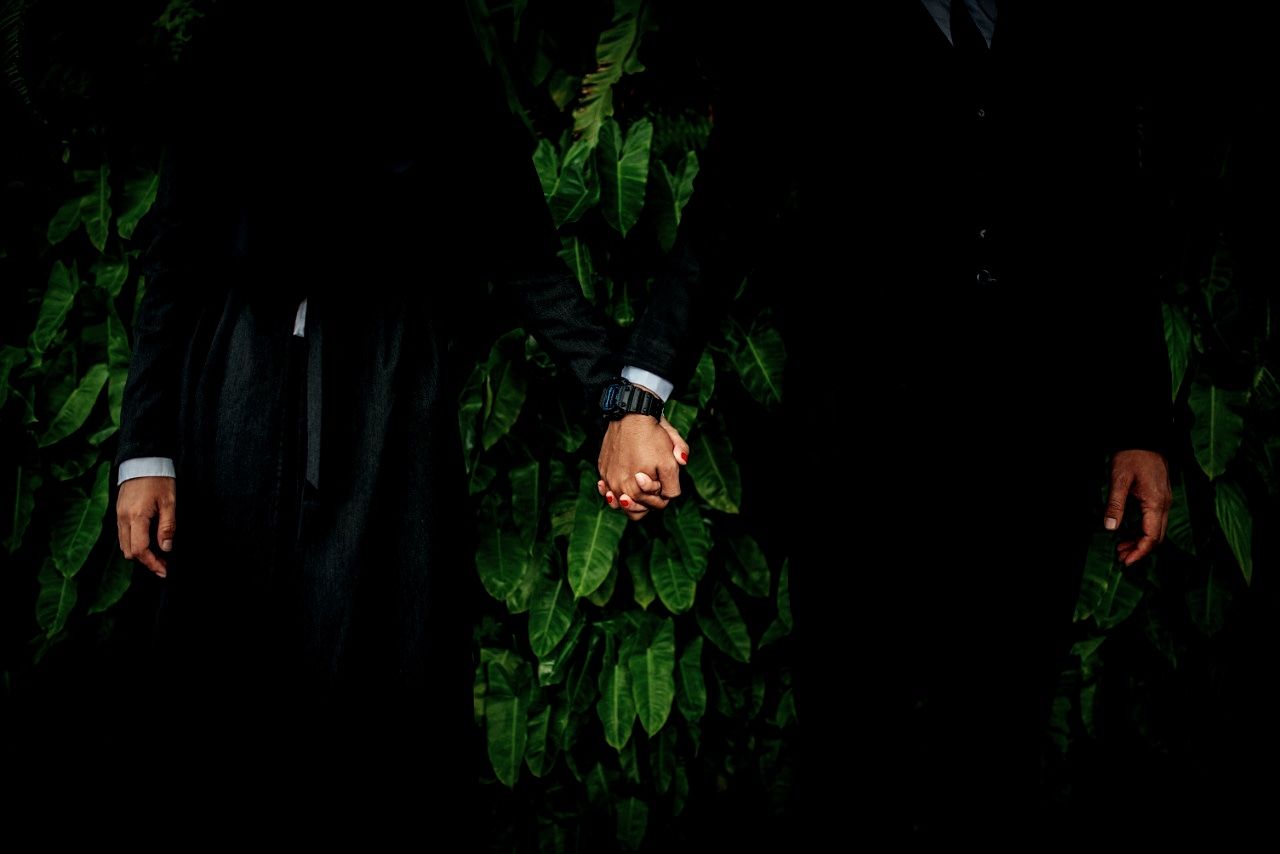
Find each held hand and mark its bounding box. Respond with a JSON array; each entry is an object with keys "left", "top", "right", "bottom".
[
  {"left": 597, "top": 414, "right": 689, "bottom": 519},
  {"left": 116, "top": 476, "right": 177, "bottom": 578},
  {"left": 1104, "top": 450, "right": 1172, "bottom": 567}
]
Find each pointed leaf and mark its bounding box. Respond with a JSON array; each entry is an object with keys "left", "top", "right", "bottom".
[
  {"left": 107, "top": 302, "right": 131, "bottom": 426},
  {"left": 89, "top": 556, "right": 134, "bottom": 615},
  {"left": 1163, "top": 303, "right": 1191, "bottom": 401},
  {"left": 676, "top": 636, "right": 706, "bottom": 723},
  {"left": 727, "top": 533, "right": 770, "bottom": 598},
  {"left": 0, "top": 345, "right": 26, "bottom": 409},
  {"left": 5, "top": 466, "right": 42, "bottom": 554},
  {"left": 557, "top": 235, "right": 596, "bottom": 300},
  {"left": 587, "top": 561, "right": 620, "bottom": 606},
  {"left": 568, "top": 469, "right": 627, "bottom": 598},
  {"left": 93, "top": 259, "right": 129, "bottom": 298},
  {"left": 116, "top": 172, "right": 159, "bottom": 239},
  {"left": 653, "top": 151, "right": 699, "bottom": 252},
  {"left": 1215, "top": 479, "right": 1253, "bottom": 585},
  {"left": 697, "top": 584, "right": 752, "bottom": 663},
  {"left": 626, "top": 548, "right": 656, "bottom": 609},
  {"left": 689, "top": 350, "right": 715, "bottom": 408},
  {"left": 530, "top": 569, "right": 576, "bottom": 658},
  {"left": 596, "top": 638, "right": 636, "bottom": 750},
  {"left": 36, "top": 560, "right": 77, "bottom": 638},
  {"left": 664, "top": 399, "right": 697, "bottom": 438},
  {"left": 525, "top": 697, "right": 557, "bottom": 778},
  {"left": 482, "top": 354, "right": 527, "bottom": 450},
  {"left": 537, "top": 141, "right": 599, "bottom": 228},
  {"left": 664, "top": 495, "right": 711, "bottom": 580},
  {"left": 1167, "top": 475, "right": 1195, "bottom": 555},
  {"left": 50, "top": 462, "right": 110, "bottom": 579},
  {"left": 616, "top": 797, "right": 648, "bottom": 852},
  {"left": 725, "top": 318, "right": 785, "bottom": 409},
  {"left": 598, "top": 118, "right": 652, "bottom": 237},
  {"left": 75, "top": 165, "right": 112, "bottom": 251},
  {"left": 30, "top": 261, "right": 79, "bottom": 354},
  {"left": 629, "top": 619, "right": 676, "bottom": 736},
  {"left": 649, "top": 539, "right": 695, "bottom": 614},
  {"left": 476, "top": 522, "right": 529, "bottom": 601},
  {"left": 649, "top": 725, "right": 676, "bottom": 794},
  {"left": 39, "top": 363, "right": 108, "bottom": 448},
  {"left": 686, "top": 424, "right": 742, "bottom": 514},
  {"left": 47, "top": 198, "right": 81, "bottom": 245},
  {"left": 1188, "top": 381, "right": 1247, "bottom": 480},
  {"left": 571, "top": 1, "right": 646, "bottom": 146},
  {"left": 537, "top": 610, "right": 585, "bottom": 687},
  {"left": 486, "top": 659, "right": 530, "bottom": 787},
  {"left": 509, "top": 459, "right": 542, "bottom": 548}
]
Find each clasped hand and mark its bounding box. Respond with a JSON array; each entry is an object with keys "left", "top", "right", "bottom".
[{"left": 596, "top": 414, "right": 689, "bottom": 520}]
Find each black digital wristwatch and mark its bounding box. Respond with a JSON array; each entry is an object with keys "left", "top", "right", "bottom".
[{"left": 598, "top": 378, "right": 665, "bottom": 424}]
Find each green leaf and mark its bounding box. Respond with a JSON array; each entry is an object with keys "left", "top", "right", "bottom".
[
  {"left": 629, "top": 618, "right": 676, "bottom": 736},
  {"left": 572, "top": 0, "right": 646, "bottom": 146},
  {"left": 525, "top": 697, "right": 557, "bottom": 778},
  {"left": 615, "top": 797, "right": 648, "bottom": 853},
  {"left": 724, "top": 317, "right": 785, "bottom": 409},
  {"left": 567, "top": 469, "right": 627, "bottom": 598},
  {"left": 107, "top": 301, "right": 131, "bottom": 426},
  {"left": 557, "top": 236, "right": 596, "bottom": 300},
  {"left": 115, "top": 172, "right": 159, "bottom": 239},
  {"left": 1215, "top": 479, "right": 1253, "bottom": 585},
  {"left": 626, "top": 548, "right": 656, "bottom": 609},
  {"left": 509, "top": 459, "right": 542, "bottom": 548},
  {"left": 535, "top": 140, "right": 599, "bottom": 228},
  {"left": 38, "top": 363, "right": 108, "bottom": 448},
  {"left": 650, "top": 725, "right": 676, "bottom": 794},
  {"left": 36, "top": 560, "right": 77, "bottom": 638},
  {"left": 689, "top": 350, "right": 715, "bottom": 409},
  {"left": 778, "top": 558, "right": 793, "bottom": 629},
  {"left": 0, "top": 345, "right": 27, "bottom": 410},
  {"left": 476, "top": 522, "right": 529, "bottom": 601},
  {"left": 458, "top": 363, "right": 484, "bottom": 468},
  {"left": 503, "top": 545, "right": 540, "bottom": 615},
  {"left": 75, "top": 165, "right": 112, "bottom": 252},
  {"left": 1163, "top": 303, "right": 1191, "bottom": 401},
  {"left": 650, "top": 539, "right": 695, "bottom": 613},
  {"left": 619, "top": 734, "right": 641, "bottom": 784},
  {"left": 653, "top": 151, "right": 699, "bottom": 252},
  {"left": 1187, "top": 565, "right": 1231, "bottom": 637},
  {"left": 530, "top": 568, "right": 576, "bottom": 658},
  {"left": 596, "top": 637, "right": 636, "bottom": 750},
  {"left": 89, "top": 556, "right": 133, "bottom": 615},
  {"left": 5, "top": 466, "right": 42, "bottom": 554},
  {"left": 663, "top": 399, "right": 697, "bottom": 438},
  {"left": 50, "top": 462, "right": 111, "bottom": 579},
  {"left": 50, "top": 449, "right": 99, "bottom": 482},
  {"left": 47, "top": 198, "right": 81, "bottom": 245},
  {"left": 673, "top": 764, "right": 690, "bottom": 816},
  {"left": 1188, "top": 381, "right": 1247, "bottom": 480},
  {"left": 698, "top": 584, "right": 752, "bottom": 663},
  {"left": 587, "top": 561, "right": 620, "bottom": 607},
  {"left": 598, "top": 118, "right": 652, "bottom": 237},
  {"left": 1074, "top": 531, "right": 1143, "bottom": 630},
  {"left": 93, "top": 259, "right": 130, "bottom": 298},
  {"left": 485, "top": 657, "right": 531, "bottom": 788},
  {"left": 482, "top": 353, "right": 527, "bottom": 450},
  {"left": 537, "top": 610, "right": 585, "bottom": 687},
  {"left": 664, "top": 499, "right": 711, "bottom": 580},
  {"left": 676, "top": 636, "right": 706, "bottom": 723},
  {"left": 772, "top": 688, "right": 798, "bottom": 729},
  {"left": 1167, "top": 475, "right": 1195, "bottom": 555},
  {"left": 30, "top": 261, "right": 79, "bottom": 354},
  {"left": 727, "top": 534, "right": 770, "bottom": 598},
  {"left": 686, "top": 424, "right": 742, "bottom": 514}
]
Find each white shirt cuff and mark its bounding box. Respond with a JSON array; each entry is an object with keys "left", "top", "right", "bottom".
[
  {"left": 621, "top": 366, "right": 674, "bottom": 402},
  {"left": 293, "top": 298, "right": 308, "bottom": 337},
  {"left": 118, "top": 456, "right": 176, "bottom": 485}
]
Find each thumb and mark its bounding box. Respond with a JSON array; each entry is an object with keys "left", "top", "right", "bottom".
[
  {"left": 1104, "top": 467, "right": 1133, "bottom": 531},
  {"left": 157, "top": 500, "right": 177, "bottom": 552},
  {"left": 659, "top": 416, "right": 690, "bottom": 465}
]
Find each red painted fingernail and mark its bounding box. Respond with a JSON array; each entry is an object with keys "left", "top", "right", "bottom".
[
  {"left": 680, "top": 452, "right": 688, "bottom": 462},
  {"left": 620, "top": 497, "right": 630, "bottom": 507},
  {"left": 606, "top": 495, "right": 614, "bottom": 504}
]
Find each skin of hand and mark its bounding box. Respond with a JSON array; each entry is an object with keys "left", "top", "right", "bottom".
[
  {"left": 1104, "top": 449, "right": 1172, "bottom": 567},
  {"left": 116, "top": 476, "right": 177, "bottom": 578},
  {"left": 597, "top": 414, "right": 689, "bottom": 520}
]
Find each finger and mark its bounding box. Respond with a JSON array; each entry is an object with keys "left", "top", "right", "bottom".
[
  {"left": 1141, "top": 503, "right": 1163, "bottom": 551},
  {"left": 117, "top": 512, "right": 131, "bottom": 558},
  {"left": 157, "top": 500, "right": 177, "bottom": 553},
  {"left": 634, "top": 472, "right": 661, "bottom": 494},
  {"left": 1157, "top": 503, "right": 1169, "bottom": 544},
  {"left": 656, "top": 459, "right": 681, "bottom": 500},
  {"left": 630, "top": 473, "right": 670, "bottom": 510},
  {"left": 129, "top": 509, "right": 166, "bottom": 578},
  {"left": 1103, "top": 467, "right": 1134, "bottom": 531},
  {"left": 1122, "top": 534, "right": 1158, "bottom": 566},
  {"left": 605, "top": 490, "right": 617, "bottom": 508},
  {"left": 617, "top": 494, "right": 650, "bottom": 519},
  {"left": 660, "top": 418, "right": 690, "bottom": 465},
  {"left": 597, "top": 479, "right": 607, "bottom": 497}
]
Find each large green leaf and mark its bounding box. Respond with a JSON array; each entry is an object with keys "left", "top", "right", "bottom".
[
  {"left": 649, "top": 538, "right": 695, "bottom": 613},
  {"left": 596, "top": 637, "right": 636, "bottom": 750},
  {"left": 688, "top": 350, "right": 715, "bottom": 408},
  {"left": 485, "top": 657, "right": 531, "bottom": 788},
  {"left": 475, "top": 522, "right": 529, "bottom": 601},
  {"left": 686, "top": 425, "right": 742, "bottom": 514},
  {"left": 1163, "top": 303, "right": 1191, "bottom": 401},
  {"left": 509, "top": 459, "right": 542, "bottom": 548},
  {"left": 1188, "top": 381, "right": 1247, "bottom": 480},
  {"left": 615, "top": 796, "right": 648, "bottom": 853},
  {"left": 93, "top": 258, "right": 129, "bottom": 298},
  {"left": 525, "top": 697, "right": 557, "bottom": 778},
  {"left": 650, "top": 725, "right": 676, "bottom": 794},
  {"left": 676, "top": 635, "right": 705, "bottom": 723},
  {"left": 537, "top": 610, "right": 585, "bottom": 687},
  {"left": 653, "top": 151, "right": 699, "bottom": 252},
  {"left": 626, "top": 549, "right": 656, "bottom": 609},
  {"left": 107, "top": 302, "right": 131, "bottom": 426},
  {"left": 663, "top": 399, "right": 697, "bottom": 437},
  {"left": 38, "top": 363, "right": 108, "bottom": 448},
  {"left": 457, "top": 363, "right": 484, "bottom": 468},
  {"left": 557, "top": 235, "right": 596, "bottom": 300},
  {"left": 1167, "top": 475, "right": 1195, "bottom": 555},
  {"left": 1073, "top": 531, "right": 1143, "bottom": 630},
  {"left": 572, "top": 0, "right": 646, "bottom": 146},
  {"left": 1215, "top": 479, "right": 1253, "bottom": 585},
  {"left": 567, "top": 469, "right": 627, "bottom": 598},
  {"left": 598, "top": 118, "right": 652, "bottom": 237},
  {"left": 30, "top": 261, "right": 79, "bottom": 354},
  {"left": 534, "top": 139, "right": 599, "bottom": 228},
  {"left": 4, "top": 466, "right": 42, "bottom": 554},
  {"left": 727, "top": 534, "right": 770, "bottom": 598},
  {"left": 50, "top": 462, "right": 111, "bottom": 579},
  {"left": 724, "top": 317, "right": 785, "bottom": 409},
  {"left": 586, "top": 562, "right": 619, "bottom": 607},
  {"left": 115, "top": 172, "right": 158, "bottom": 239},
  {"left": 0, "top": 345, "right": 26, "bottom": 410},
  {"left": 529, "top": 568, "right": 576, "bottom": 658},
  {"left": 664, "top": 496, "right": 711, "bottom": 582},
  {"left": 46, "top": 198, "right": 81, "bottom": 245},
  {"left": 482, "top": 353, "right": 527, "bottom": 450},
  {"left": 36, "top": 560, "right": 77, "bottom": 638},
  {"left": 75, "top": 165, "right": 112, "bottom": 251},
  {"left": 697, "top": 583, "right": 752, "bottom": 663},
  {"left": 629, "top": 618, "right": 675, "bottom": 736},
  {"left": 88, "top": 556, "right": 133, "bottom": 616}
]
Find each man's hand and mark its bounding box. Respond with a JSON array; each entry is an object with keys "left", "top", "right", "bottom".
[
  {"left": 597, "top": 415, "right": 689, "bottom": 520},
  {"left": 1104, "top": 450, "right": 1171, "bottom": 567},
  {"left": 116, "top": 476, "right": 177, "bottom": 578}
]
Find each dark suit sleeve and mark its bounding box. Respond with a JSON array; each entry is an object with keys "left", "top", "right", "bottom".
[{"left": 115, "top": 139, "right": 199, "bottom": 468}]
